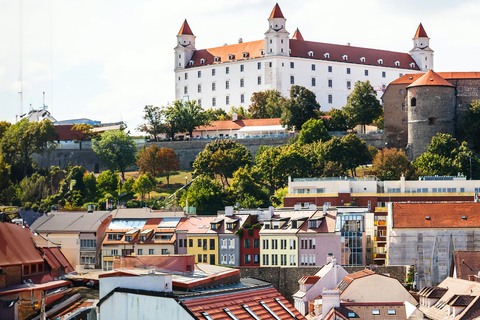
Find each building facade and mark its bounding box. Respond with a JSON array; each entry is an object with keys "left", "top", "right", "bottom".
[{"left": 175, "top": 4, "right": 426, "bottom": 112}]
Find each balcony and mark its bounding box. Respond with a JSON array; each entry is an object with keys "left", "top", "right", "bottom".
[
  {"left": 374, "top": 236, "right": 387, "bottom": 242},
  {"left": 374, "top": 221, "right": 386, "bottom": 226},
  {"left": 80, "top": 246, "right": 96, "bottom": 252},
  {"left": 373, "top": 253, "right": 387, "bottom": 259},
  {"left": 285, "top": 193, "right": 338, "bottom": 198}
]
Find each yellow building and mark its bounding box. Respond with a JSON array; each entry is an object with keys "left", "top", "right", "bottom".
[{"left": 176, "top": 216, "right": 220, "bottom": 265}]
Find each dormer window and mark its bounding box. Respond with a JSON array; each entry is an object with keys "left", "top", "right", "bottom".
[
  {"left": 324, "top": 53, "right": 330, "bottom": 59},
  {"left": 342, "top": 55, "right": 348, "bottom": 61},
  {"left": 308, "top": 51, "right": 314, "bottom": 57},
  {"left": 214, "top": 56, "right": 221, "bottom": 62},
  {"left": 260, "top": 50, "right": 265, "bottom": 55},
  {"left": 360, "top": 57, "right": 366, "bottom": 63},
  {"left": 394, "top": 61, "right": 400, "bottom": 67},
  {"left": 228, "top": 54, "right": 235, "bottom": 60},
  {"left": 377, "top": 59, "right": 383, "bottom": 65},
  {"left": 242, "top": 52, "right": 249, "bottom": 58},
  {"left": 409, "top": 63, "right": 415, "bottom": 68},
  {"left": 189, "top": 60, "right": 194, "bottom": 66},
  {"left": 200, "top": 58, "right": 206, "bottom": 64}
]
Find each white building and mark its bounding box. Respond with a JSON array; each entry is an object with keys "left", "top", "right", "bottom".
[{"left": 174, "top": 4, "right": 429, "bottom": 111}]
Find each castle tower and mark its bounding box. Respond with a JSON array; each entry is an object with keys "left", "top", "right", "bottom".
[
  {"left": 406, "top": 70, "right": 455, "bottom": 159},
  {"left": 174, "top": 20, "right": 196, "bottom": 70},
  {"left": 292, "top": 28, "right": 304, "bottom": 41},
  {"left": 409, "top": 23, "right": 434, "bottom": 71},
  {"left": 265, "top": 3, "right": 290, "bottom": 56}
]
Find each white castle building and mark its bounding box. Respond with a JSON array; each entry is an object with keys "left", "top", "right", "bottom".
[{"left": 174, "top": 4, "right": 432, "bottom": 111}]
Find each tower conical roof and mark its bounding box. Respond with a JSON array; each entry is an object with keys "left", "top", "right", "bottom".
[
  {"left": 407, "top": 70, "right": 454, "bottom": 88},
  {"left": 269, "top": 3, "right": 285, "bottom": 19},
  {"left": 414, "top": 23, "right": 428, "bottom": 38},
  {"left": 292, "top": 28, "right": 304, "bottom": 41},
  {"left": 178, "top": 19, "right": 194, "bottom": 36}
]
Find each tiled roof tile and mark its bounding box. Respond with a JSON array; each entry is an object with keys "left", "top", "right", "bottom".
[
  {"left": 292, "top": 28, "right": 304, "bottom": 41},
  {"left": 414, "top": 23, "right": 428, "bottom": 38},
  {"left": 269, "top": 3, "right": 285, "bottom": 19},
  {"left": 0, "top": 222, "right": 44, "bottom": 267},
  {"left": 407, "top": 70, "right": 454, "bottom": 88},
  {"left": 178, "top": 19, "right": 193, "bottom": 36}
]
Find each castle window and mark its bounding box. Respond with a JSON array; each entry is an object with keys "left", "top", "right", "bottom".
[
  {"left": 308, "top": 51, "right": 314, "bottom": 57},
  {"left": 328, "top": 66, "right": 332, "bottom": 73},
  {"left": 270, "top": 48, "right": 272, "bottom": 53},
  {"left": 226, "top": 67, "right": 229, "bottom": 74},
  {"left": 365, "top": 70, "right": 369, "bottom": 76},
  {"left": 458, "top": 86, "right": 463, "bottom": 94},
  {"left": 312, "top": 78, "right": 316, "bottom": 87},
  {"left": 260, "top": 50, "right": 265, "bottom": 55},
  {"left": 198, "top": 70, "right": 201, "bottom": 78},
  {"left": 342, "top": 55, "right": 348, "bottom": 61},
  {"left": 240, "top": 78, "right": 244, "bottom": 87},
  {"left": 282, "top": 48, "right": 284, "bottom": 53},
  {"left": 241, "top": 94, "right": 245, "bottom": 104},
  {"left": 270, "top": 39, "right": 272, "bottom": 44},
  {"left": 346, "top": 68, "right": 351, "bottom": 74},
  {"left": 258, "top": 76, "right": 262, "bottom": 85},
  {"left": 409, "top": 63, "right": 415, "bottom": 68},
  {"left": 214, "top": 57, "right": 220, "bottom": 62},
  {"left": 411, "top": 97, "right": 416, "bottom": 106},
  {"left": 324, "top": 53, "right": 330, "bottom": 59},
  {"left": 185, "top": 73, "right": 188, "bottom": 80},
  {"left": 184, "top": 86, "right": 188, "bottom": 94},
  {"left": 394, "top": 61, "right": 400, "bottom": 67},
  {"left": 226, "top": 96, "right": 230, "bottom": 105},
  {"left": 269, "top": 62, "right": 272, "bottom": 67},
  {"left": 198, "top": 84, "right": 201, "bottom": 93},
  {"left": 258, "top": 62, "right": 261, "bottom": 69},
  {"left": 200, "top": 58, "right": 206, "bottom": 64},
  {"left": 382, "top": 71, "right": 386, "bottom": 78},
  {"left": 212, "top": 69, "right": 216, "bottom": 76},
  {"left": 243, "top": 52, "right": 249, "bottom": 58},
  {"left": 290, "top": 76, "right": 295, "bottom": 84},
  {"left": 212, "top": 97, "right": 216, "bottom": 107},
  {"left": 425, "top": 57, "right": 428, "bottom": 61},
  {"left": 290, "top": 62, "right": 294, "bottom": 68},
  {"left": 311, "top": 64, "right": 315, "bottom": 71},
  {"left": 328, "top": 95, "right": 333, "bottom": 104},
  {"left": 281, "top": 39, "right": 284, "bottom": 44},
  {"left": 428, "top": 117, "right": 437, "bottom": 125},
  {"left": 399, "top": 89, "right": 404, "bottom": 95},
  {"left": 347, "top": 81, "right": 351, "bottom": 90},
  {"left": 377, "top": 59, "right": 383, "bottom": 65},
  {"left": 360, "top": 57, "right": 365, "bottom": 63},
  {"left": 240, "top": 65, "right": 244, "bottom": 72},
  {"left": 212, "top": 82, "right": 216, "bottom": 91},
  {"left": 477, "top": 87, "right": 480, "bottom": 93},
  {"left": 402, "top": 119, "right": 406, "bottom": 124},
  {"left": 188, "top": 61, "right": 194, "bottom": 66},
  {"left": 198, "top": 99, "right": 201, "bottom": 107},
  {"left": 226, "top": 80, "right": 229, "bottom": 89},
  {"left": 328, "top": 79, "right": 333, "bottom": 88},
  {"left": 228, "top": 54, "right": 235, "bottom": 60},
  {"left": 402, "top": 103, "right": 405, "bottom": 110}
]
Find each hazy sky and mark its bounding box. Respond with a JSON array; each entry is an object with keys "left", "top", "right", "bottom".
[{"left": 1, "top": 0, "right": 480, "bottom": 132}]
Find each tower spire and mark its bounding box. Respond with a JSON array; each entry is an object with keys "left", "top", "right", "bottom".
[
  {"left": 414, "top": 23, "right": 428, "bottom": 38},
  {"left": 292, "top": 28, "right": 304, "bottom": 41},
  {"left": 178, "top": 19, "right": 194, "bottom": 36}
]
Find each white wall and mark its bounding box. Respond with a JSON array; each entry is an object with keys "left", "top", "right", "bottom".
[{"left": 100, "top": 274, "right": 172, "bottom": 299}]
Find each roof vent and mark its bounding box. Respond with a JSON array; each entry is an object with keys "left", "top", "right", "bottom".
[
  {"left": 346, "top": 43, "right": 350, "bottom": 46},
  {"left": 430, "top": 78, "right": 434, "bottom": 81},
  {"left": 409, "top": 77, "right": 413, "bottom": 80},
  {"left": 238, "top": 38, "right": 243, "bottom": 43},
  {"left": 425, "top": 216, "right": 431, "bottom": 220},
  {"left": 462, "top": 216, "right": 467, "bottom": 220}
]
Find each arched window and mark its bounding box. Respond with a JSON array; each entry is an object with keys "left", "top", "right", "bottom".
[{"left": 411, "top": 97, "right": 417, "bottom": 107}]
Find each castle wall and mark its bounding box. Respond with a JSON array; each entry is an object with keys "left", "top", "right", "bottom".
[{"left": 382, "top": 84, "right": 408, "bottom": 149}]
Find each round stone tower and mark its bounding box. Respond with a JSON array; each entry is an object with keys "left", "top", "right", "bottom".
[{"left": 406, "top": 70, "right": 455, "bottom": 159}]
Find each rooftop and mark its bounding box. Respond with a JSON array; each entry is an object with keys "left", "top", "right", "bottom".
[
  {"left": 30, "top": 211, "right": 111, "bottom": 233},
  {"left": 0, "top": 222, "right": 44, "bottom": 267}
]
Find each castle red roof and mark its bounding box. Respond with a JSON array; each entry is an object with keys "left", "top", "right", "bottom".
[
  {"left": 269, "top": 3, "right": 285, "bottom": 19},
  {"left": 391, "top": 72, "right": 480, "bottom": 85},
  {"left": 292, "top": 28, "right": 304, "bottom": 41},
  {"left": 407, "top": 70, "right": 454, "bottom": 88},
  {"left": 178, "top": 19, "right": 193, "bottom": 36},
  {"left": 414, "top": 23, "right": 428, "bottom": 38}
]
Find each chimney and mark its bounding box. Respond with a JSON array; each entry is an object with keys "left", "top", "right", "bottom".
[
  {"left": 321, "top": 289, "right": 340, "bottom": 319},
  {"left": 225, "top": 206, "right": 234, "bottom": 217},
  {"left": 238, "top": 38, "right": 243, "bottom": 43},
  {"left": 232, "top": 113, "right": 238, "bottom": 122},
  {"left": 469, "top": 275, "right": 476, "bottom": 282},
  {"left": 326, "top": 253, "right": 334, "bottom": 264}
]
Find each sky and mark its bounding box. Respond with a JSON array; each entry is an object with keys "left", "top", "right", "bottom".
[{"left": 1, "top": 0, "right": 480, "bottom": 133}]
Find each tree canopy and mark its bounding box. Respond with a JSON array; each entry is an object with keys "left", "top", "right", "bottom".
[
  {"left": 137, "top": 146, "right": 180, "bottom": 185},
  {"left": 372, "top": 148, "right": 415, "bottom": 180},
  {"left": 180, "top": 175, "right": 225, "bottom": 215},
  {"left": 281, "top": 85, "right": 321, "bottom": 130},
  {"left": 463, "top": 99, "right": 480, "bottom": 150},
  {"left": 248, "top": 89, "right": 285, "bottom": 119},
  {"left": 297, "top": 118, "right": 330, "bottom": 146},
  {"left": 137, "top": 105, "right": 164, "bottom": 141},
  {"left": 165, "top": 100, "right": 211, "bottom": 138}
]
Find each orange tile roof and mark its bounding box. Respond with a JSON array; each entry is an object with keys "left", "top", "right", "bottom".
[
  {"left": 178, "top": 19, "right": 193, "bottom": 35},
  {"left": 390, "top": 71, "right": 480, "bottom": 85},
  {"left": 293, "top": 28, "right": 304, "bottom": 41},
  {"left": 392, "top": 202, "right": 480, "bottom": 228},
  {"left": 299, "top": 275, "right": 320, "bottom": 285},
  {"left": 269, "top": 3, "right": 285, "bottom": 19},
  {"left": 196, "top": 118, "right": 282, "bottom": 132},
  {"left": 181, "top": 285, "right": 305, "bottom": 319},
  {"left": 0, "top": 222, "right": 44, "bottom": 267},
  {"left": 414, "top": 23, "right": 428, "bottom": 38},
  {"left": 175, "top": 216, "right": 219, "bottom": 234},
  {"left": 407, "top": 70, "right": 454, "bottom": 88},
  {"left": 188, "top": 40, "right": 264, "bottom": 67},
  {"left": 453, "top": 251, "right": 480, "bottom": 281},
  {"left": 342, "top": 269, "right": 375, "bottom": 284}
]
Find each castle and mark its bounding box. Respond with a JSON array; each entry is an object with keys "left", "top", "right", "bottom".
[{"left": 174, "top": 4, "right": 429, "bottom": 111}]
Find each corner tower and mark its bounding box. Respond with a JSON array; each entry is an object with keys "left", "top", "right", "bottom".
[
  {"left": 265, "top": 3, "right": 290, "bottom": 56},
  {"left": 409, "top": 23, "right": 434, "bottom": 71},
  {"left": 174, "top": 20, "right": 196, "bottom": 70}
]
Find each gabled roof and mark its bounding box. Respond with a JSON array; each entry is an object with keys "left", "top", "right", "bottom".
[
  {"left": 407, "top": 70, "right": 454, "bottom": 88},
  {"left": 298, "top": 210, "right": 338, "bottom": 234},
  {"left": 414, "top": 23, "right": 428, "bottom": 38},
  {"left": 175, "top": 216, "right": 220, "bottom": 234},
  {"left": 0, "top": 222, "right": 44, "bottom": 267},
  {"left": 391, "top": 202, "right": 480, "bottom": 229},
  {"left": 269, "top": 3, "right": 285, "bottom": 19},
  {"left": 31, "top": 211, "right": 111, "bottom": 233},
  {"left": 38, "top": 247, "right": 75, "bottom": 274},
  {"left": 452, "top": 251, "right": 480, "bottom": 281},
  {"left": 178, "top": 19, "right": 193, "bottom": 36},
  {"left": 292, "top": 28, "right": 304, "bottom": 41},
  {"left": 336, "top": 269, "right": 375, "bottom": 293},
  {"left": 299, "top": 275, "right": 320, "bottom": 285},
  {"left": 180, "top": 285, "right": 305, "bottom": 319}
]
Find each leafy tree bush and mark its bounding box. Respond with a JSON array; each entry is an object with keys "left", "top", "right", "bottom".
[
  {"left": 372, "top": 148, "right": 415, "bottom": 180},
  {"left": 297, "top": 118, "right": 330, "bottom": 146},
  {"left": 180, "top": 175, "right": 225, "bottom": 215},
  {"left": 463, "top": 100, "right": 480, "bottom": 150},
  {"left": 281, "top": 85, "right": 321, "bottom": 130}
]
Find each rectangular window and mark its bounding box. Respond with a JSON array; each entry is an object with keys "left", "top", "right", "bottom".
[
  {"left": 245, "top": 238, "right": 251, "bottom": 248},
  {"left": 240, "top": 65, "right": 244, "bottom": 72},
  {"left": 290, "top": 76, "right": 294, "bottom": 84},
  {"left": 382, "top": 71, "right": 386, "bottom": 78},
  {"left": 263, "top": 239, "right": 269, "bottom": 249},
  {"left": 311, "top": 64, "right": 315, "bottom": 71},
  {"left": 258, "top": 76, "right": 262, "bottom": 85},
  {"left": 138, "top": 249, "right": 143, "bottom": 255},
  {"left": 229, "top": 239, "right": 235, "bottom": 249},
  {"left": 212, "top": 97, "right": 216, "bottom": 106},
  {"left": 347, "top": 81, "right": 351, "bottom": 90},
  {"left": 402, "top": 103, "right": 405, "bottom": 110},
  {"left": 240, "top": 78, "right": 244, "bottom": 87},
  {"left": 226, "top": 80, "right": 229, "bottom": 89},
  {"left": 328, "top": 79, "right": 332, "bottom": 88},
  {"left": 184, "top": 73, "right": 188, "bottom": 80},
  {"left": 245, "top": 254, "right": 251, "bottom": 264},
  {"left": 387, "top": 309, "right": 396, "bottom": 315},
  {"left": 189, "top": 239, "right": 193, "bottom": 247},
  {"left": 221, "top": 239, "right": 227, "bottom": 249},
  {"left": 226, "top": 96, "right": 230, "bottom": 105},
  {"left": 198, "top": 71, "right": 201, "bottom": 78},
  {"left": 212, "top": 69, "right": 216, "bottom": 76},
  {"left": 226, "top": 66, "right": 229, "bottom": 74},
  {"left": 198, "top": 254, "right": 202, "bottom": 262},
  {"left": 346, "top": 67, "right": 350, "bottom": 74},
  {"left": 198, "top": 239, "right": 202, "bottom": 247},
  {"left": 254, "top": 239, "right": 259, "bottom": 248},
  {"left": 149, "top": 249, "right": 154, "bottom": 255},
  {"left": 328, "top": 94, "right": 333, "bottom": 104},
  {"left": 229, "top": 254, "right": 235, "bottom": 265},
  {"left": 240, "top": 94, "right": 245, "bottom": 104},
  {"left": 372, "top": 309, "right": 380, "bottom": 315},
  {"left": 312, "top": 78, "right": 316, "bottom": 86},
  {"left": 458, "top": 86, "right": 463, "bottom": 94},
  {"left": 212, "top": 82, "right": 216, "bottom": 91},
  {"left": 198, "top": 99, "right": 201, "bottom": 107},
  {"left": 258, "top": 62, "right": 262, "bottom": 69},
  {"left": 290, "top": 62, "right": 294, "bottom": 68},
  {"left": 198, "top": 84, "right": 201, "bottom": 93},
  {"left": 184, "top": 86, "right": 188, "bottom": 94},
  {"left": 328, "top": 66, "right": 332, "bottom": 72},
  {"left": 254, "top": 254, "right": 259, "bottom": 263},
  {"left": 221, "top": 254, "right": 227, "bottom": 264},
  {"left": 210, "top": 239, "right": 215, "bottom": 250},
  {"left": 203, "top": 239, "right": 207, "bottom": 250},
  {"left": 365, "top": 69, "right": 369, "bottom": 76}
]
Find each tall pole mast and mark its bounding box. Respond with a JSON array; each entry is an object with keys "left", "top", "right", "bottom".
[{"left": 18, "top": 0, "right": 23, "bottom": 122}]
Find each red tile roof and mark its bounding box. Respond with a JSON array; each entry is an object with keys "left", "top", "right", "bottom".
[
  {"left": 269, "top": 3, "right": 285, "bottom": 19},
  {"left": 175, "top": 216, "right": 219, "bottom": 234},
  {"left": 0, "top": 222, "right": 44, "bottom": 267},
  {"left": 39, "top": 247, "right": 75, "bottom": 275},
  {"left": 452, "top": 251, "right": 480, "bottom": 280},
  {"left": 407, "top": 70, "right": 454, "bottom": 88},
  {"left": 342, "top": 269, "right": 375, "bottom": 284},
  {"left": 390, "top": 72, "right": 480, "bottom": 85},
  {"left": 414, "top": 23, "right": 428, "bottom": 38},
  {"left": 299, "top": 275, "right": 320, "bottom": 285},
  {"left": 196, "top": 118, "right": 282, "bottom": 132},
  {"left": 181, "top": 285, "right": 306, "bottom": 319},
  {"left": 293, "top": 28, "right": 304, "bottom": 41},
  {"left": 392, "top": 202, "right": 480, "bottom": 228},
  {"left": 178, "top": 19, "right": 193, "bottom": 35}
]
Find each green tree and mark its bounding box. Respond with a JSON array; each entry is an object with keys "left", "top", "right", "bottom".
[
  {"left": 180, "top": 175, "right": 225, "bottom": 215},
  {"left": 372, "top": 148, "right": 415, "bottom": 180},
  {"left": 324, "top": 108, "right": 352, "bottom": 131},
  {"left": 463, "top": 100, "right": 480, "bottom": 150},
  {"left": 297, "top": 118, "right": 330, "bottom": 146},
  {"left": 96, "top": 170, "right": 120, "bottom": 199},
  {"left": 164, "top": 100, "right": 211, "bottom": 138},
  {"left": 71, "top": 123, "right": 98, "bottom": 150},
  {"left": 137, "top": 105, "right": 164, "bottom": 141},
  {"left": 248, "top": 90, "right": 285, "bottom": 119},
  {"left": 193, "top": 139, "right": 253, "bottom": 187},
  {"left": 133, "top": 173, "right": 156, "bottom": 201},
  {"left": 272, "top": 187, "right": 288, "bottom": 207},
  {"left": 92, "top": 130, "right": 137, "bottom": 180},
  {"left": 342, "top": 80, "right": 383, "bottom": 132},
  {"left": 320, "top": 134, "right": 370, "bottom": 176},
  {"left": 0, "top": 153, "right": 14, "bottom": 205},
  {"left": 226, "top": 106, "right": 252, "bottom": 120},
  {"left": 281, "top": 85, "right": 321, "bottom": 130},
  {"left": 83, "top": 173, "right": 97, "bottom": 203},
  {"left": 228, "top": 165, "right": 271, "bottom": 208},
  {"left": 0, "top": 121, "right": 11, "bottom": 140}
]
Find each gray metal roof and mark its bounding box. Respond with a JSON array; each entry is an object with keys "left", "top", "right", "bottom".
[
  {"left": 111, "top": 208, "right": 186, "bottom": 219},
  {"left": 30, "top": 211, "right": 111, "bottom": 233}
]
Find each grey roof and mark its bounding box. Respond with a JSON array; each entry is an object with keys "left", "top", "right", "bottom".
[
  {"left": 112, "top": 208, "right": 186, "bottom": 219},
  {"left": 30, "top": 211, "right": 111, "bottom": 233}
]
